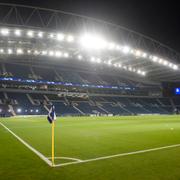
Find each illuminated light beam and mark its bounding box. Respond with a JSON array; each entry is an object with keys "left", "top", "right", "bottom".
[
  {"left": 14, "top": 29, "right": 21, "bottom": 36},
  {"left": 0, "top": 28, "right": 9, "bottom": 36},
  {"left": 80, "top": 33, "right": 107, "bottom": 50},
  {"left": 108, "top": 43, "right": 116, "bottom": 50},
  {"left": 0, "top": 49, "right": 4, "bottom": 53},
  {"left": 42, "top": 50, "right": 47, "bottom": 55},
  {"left": 57, "top": 33, "right": 65, "bottom": 41},
  {"left": 38, "top": 31, "right": 43, "bottom": 38},
  {"left": 122, "top": 46, "right": 131, "bottom": 54},
  {"left": 172, "top": 64, "right": 178, "bottom": 70},
  {"left": 134, "top": 50, "right": 142, "bottom": 57},
  {"left": 142, "top": 53, "right": 147, "bottom": 58},
  {"left": 67, "top": 35, "right": 74, "bottom": 42},
  {"left": 55, "top": 51, "right": 62, "bottom": 57},
  {"left": 16, "top": 48, "right": 23, "bottom": 54},
  {"left": 7, "top": 48, "right": 13, "bottom": 54},
  {"left": 27, "top": 30, "right": 34, "bottom": 37},
  {"left": 64, "top": 52, "right": 69, "bottom": 58},
  {"left": 77, "top": 55, "right": 82, "bottom": 60},
  {"left": 48, "top": 51, "right": 54, "bottom": 56}
]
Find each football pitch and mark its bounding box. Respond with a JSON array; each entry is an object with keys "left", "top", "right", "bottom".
[{"left": 1, "top": 115, "right": 180, "bottom": 180}]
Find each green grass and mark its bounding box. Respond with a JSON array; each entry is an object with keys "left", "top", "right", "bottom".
[{"left": 1, "top": 115, "right": 180, "bottom": 179}]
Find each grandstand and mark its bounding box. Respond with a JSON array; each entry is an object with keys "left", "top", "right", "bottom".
[{"left": 0, "top": 60, "right": 179, "bottom": 117}]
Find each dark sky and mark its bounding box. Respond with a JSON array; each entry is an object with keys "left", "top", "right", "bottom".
[{"left": 1, "top": 0, "right": 180, "bottom": 52}]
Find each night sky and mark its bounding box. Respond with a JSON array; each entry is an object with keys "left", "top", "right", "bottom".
[{"left": 1, "top": 0, "right": 180, "bottom": 52}]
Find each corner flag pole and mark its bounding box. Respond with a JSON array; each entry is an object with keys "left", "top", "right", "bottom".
[
  {"left": 47, "top": 105, "right": 56, "bottom": 166},
  {"left": 52, "top": 121, "right": 55, "bottom": 166}
]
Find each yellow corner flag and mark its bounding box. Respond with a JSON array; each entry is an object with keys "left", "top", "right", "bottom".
[
  {"left": 52, "top": 121, "right": 55, "bottom": 166},
  {"left": 47, "top": 105, "right": 56, "bottom": 166}
]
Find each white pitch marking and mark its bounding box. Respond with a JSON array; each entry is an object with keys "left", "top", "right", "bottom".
[
  {"left": 1, "top": 121, "right": 180, "bottom": 168},
  {"left": 47, "top": 156, "right": 82, "bottom": 162},
  {"left": 54, "top": 143, "right": 180, "bottom": 167},
  {"left": 0, "top": 122, "right": 52, "bottom": 167}
]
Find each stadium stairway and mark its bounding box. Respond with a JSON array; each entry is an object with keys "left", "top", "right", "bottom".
[
  {"left": 156, "top": 98, "right": 164, "bottom": 106},
  {"left": 54, "top": 69, "right": 64, "bottom": 81},
  {"left": 3, "top": 92, "right": 16, "bottom": 116},
  {"left": 117, "top": 102, "right": 133, "bottom": 114},
  {"left": 170, "top": 98, "right": 176, "bottom": 109},
  {"left": 73, "top": 105, "right": 85, "bottom": 115},
  {"left": 97, "top": 104, "right": 110, "bottom": 114},
  {"left": 8, "top": 104, "right": 16, "bottom": 116},
  {"left": 43, "top": 105, "right": 49, "bottom": 112},
  {"left": 26, "top": 94, "right": 35, "bottom": 105}
]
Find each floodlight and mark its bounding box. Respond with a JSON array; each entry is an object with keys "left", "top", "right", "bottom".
[
  {"left": 168, "top": 63, "right": 173, "bottom": 68},
  {"left": 17, "top": 48, "right": 23, "bottom": 54},
  {"left": 173, "top": 65, "right": 178, "bottom": 70},
  {"left": 67, "top": 35, "right": 74, "bottom": 42},
  {"left": 135, "top": 50, "right": 141, "bottom": 57},
  {"left": 8, "top": 48, "right": 13, "bottom": 54},
  {"left": 122, "top": 46, "right": 130, "bottom": 54},
  {"left": 34, "top": 50, "right": 39, "bottom": 55},
  {"left": 55, "top": 51, "right": 62, "bottom": 57},
  {"left": 38, "top": 31, "right": 43, "bottom": 38},
  {"left": 64, "top": 52, "right": 69, "bottom": 58},
  {"left": 42, "top": 50, "right": 47, "bottom": 55},
  {"left": 0, "top": 49, "right": 4, "bottom": 53},
  {"left": 80, "top": 33, "right": 107, "bottom": 50},
  {"left": 77, "top": 55, "right": 82, "bottom": 60},
  {"left": 96, "top": 58, "right": 101, "bottom": 63},
  {"left": 107, "top": 60, "right": 112, "bottom": 65},
  {"left": 49, "top": 51, "right": 54, "bottom": 56},
  {"left": 49, "top": 33, "right": 54, "bottom": 38},
  {"left": 137, "top": 69, "right": 141, "bottom": 74},
  {"left": 1, "top": 28, "right": 9, "bottom": 36},
  {"left": 116, "top": 45, "right": 121, "bottom": 50},
  {"left": 14, "top": 29, "right": 21, "bottom": 36},
  {"left": 17, "top": 108, "right": 22, "bottom": 113},
  {"left": 132, "top": 68, "right": 136, "bottom": 72},
  {"left": 27, "top": 30, "right": 34, "bottom": 37},
  {"left": 57, "top": 33, "right": 65, "bottom": 41},
  {"left": 35, "top": 109, "right": 39, "bottom": 113},
  {"left": 0, "top": 109, "right": 2, "bottom": 112},
  {"left": 30, "top": 109, "right": 33, "bottom": 112},
  {"left": 130, "top": 49, "right": 134, "bottom": 54},
  {"left": 108, "top": 43, "right": 115, "bottom": 50},
  {"left": 118, "top": 64, "right": 122, "bottom": 68},
  {"left": 90, "top": 57, "right": 95, "bottom": 62},
  {"left": 27, "top": 50, "right": 31, "bottom": 54},
  {"left": 158, "top": 58, "right": 163, "bottom": 64},
  {"left": 149, "top": 55, "right": 153, "bottom": 60},
  {"left": 152, "top": 56, "right": 158, "bottom": 62},
  {"left": 123, "top": 66, "right": 127, "bottom": 69},
  {"left": 163, "top": 60, "right": 168, "bottom": 66},
  {"left": 142, "top": 53, "right": 147, "bottom": 58}
]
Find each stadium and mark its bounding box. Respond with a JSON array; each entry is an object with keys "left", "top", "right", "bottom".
[{"left": 1, "top": 3, "right": 180, "bottom": 180}]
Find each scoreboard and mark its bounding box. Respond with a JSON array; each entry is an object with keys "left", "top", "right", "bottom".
[
  {"left": 175, "top": 88, "right": 180, "bottom": 95},
  {"left": 162, "top": 82, "right": 180, "bottom": 97}
]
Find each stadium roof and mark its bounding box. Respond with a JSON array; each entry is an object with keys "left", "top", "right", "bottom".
[{"left": 0, "top": 3, "right": 179, "bottom": 83}]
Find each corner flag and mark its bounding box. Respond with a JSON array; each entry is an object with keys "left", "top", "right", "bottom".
[
  {"left": 47, "top": 105, "right": 56, "bottom": 123},
  {"left": 47, "top": 105, "right": 56, "bottom": 166}
]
